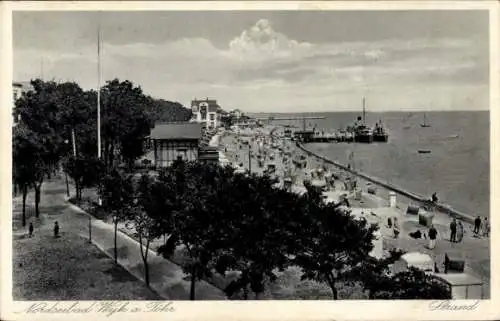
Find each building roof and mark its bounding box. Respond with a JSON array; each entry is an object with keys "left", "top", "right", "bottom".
[
  {"left": 150, "top": 122, "right": 202, "bottom": 140},
  {"left": 433, "top": 273, "right": 483, "bottom": 286},
  {"left": 191, "top": 98, "right": 222, "bottom": 113}
]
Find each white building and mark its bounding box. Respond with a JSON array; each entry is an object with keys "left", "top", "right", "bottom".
[
  {"left": 13, "top": 81, "right": 34, "bottom": 124},
  {"left": 190, "top": 98, "right": 224, "bottom": 130}
]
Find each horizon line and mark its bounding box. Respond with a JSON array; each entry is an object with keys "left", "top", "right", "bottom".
[{"left": 246, "top": 109, "right": 489, "bottom": 114}]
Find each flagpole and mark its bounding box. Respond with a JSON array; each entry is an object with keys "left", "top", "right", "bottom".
[
  {"left": 97, "top": 22, "right": 102, "bottom": 159},
  {"left": 96, "top": 19, "right": 103, "bottom": 213}
]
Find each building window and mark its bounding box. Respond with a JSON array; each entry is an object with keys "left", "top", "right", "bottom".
[{"left": 209, "top": 113, "right": 215, "bottom": 121}]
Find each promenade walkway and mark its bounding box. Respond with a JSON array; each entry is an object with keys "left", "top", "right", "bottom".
[{"left": 13, "top": 177, "right": 226, "bottom": 300}]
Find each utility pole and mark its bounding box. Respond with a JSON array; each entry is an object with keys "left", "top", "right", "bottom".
[{"left": 248, "top": 147, "right": 252, "bottom": 173}]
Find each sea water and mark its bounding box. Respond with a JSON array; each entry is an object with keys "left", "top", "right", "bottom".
[{"left": 253, "top": 111, "right": 489, "bottom": 217}]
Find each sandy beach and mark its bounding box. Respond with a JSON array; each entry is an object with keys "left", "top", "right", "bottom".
[{"left": 219, "top": 125, "right": 491, "bottom": 297}]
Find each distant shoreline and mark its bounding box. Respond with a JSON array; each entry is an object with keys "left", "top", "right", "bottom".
[{"left": 248, "top": 110, "right": 489, "bottom": 115}]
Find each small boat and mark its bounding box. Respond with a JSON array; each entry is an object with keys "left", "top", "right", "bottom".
[
  {"left": 418, "top": 150, "right": 431, "bottom": 154},
  {"left": 373, "top": 120, "right": 389, "bottom": 142},
  {"left": 420, "top": 114, "right": 431, "bottom": 128}
]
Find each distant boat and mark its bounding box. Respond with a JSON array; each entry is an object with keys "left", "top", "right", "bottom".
[
  {"left": 420, "top": 114, "right": 431, "bottom": 128},
  {"left": 353, "top": 97, "right": 374, "bottom": 143},
  {"left": 403, "top": 126, "right": 411, "bottom": 130},
  {"left": 373, "top": 119, "right": 389, "bottom": 142},
  {"left": 418, "top": 150, "right": 431, "bottom": 154}
]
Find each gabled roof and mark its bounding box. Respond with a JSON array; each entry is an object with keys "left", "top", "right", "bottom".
[
  {"left": 150, "top": 122, "right": 202, "bottom": 140},
  {"left": 192, "top": 98, "right": 222, "bottom": 113}
]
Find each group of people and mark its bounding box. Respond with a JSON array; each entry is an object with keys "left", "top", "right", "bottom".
[
  {"left": 473, "top": 216, "right": 490, "bottom": 238},
  {"left": 387, "top": 217, "right": 400, "bottom": 238},
  {"left": 28, "top": 221, "right": 60, "bottom": 238},
  {"left": 448, "top": 218, "right": 465, "bottom": 243}
]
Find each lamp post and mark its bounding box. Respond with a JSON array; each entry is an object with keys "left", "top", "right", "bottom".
[{"left": 63, "top": 139, "right": 71, "bottom": 197}]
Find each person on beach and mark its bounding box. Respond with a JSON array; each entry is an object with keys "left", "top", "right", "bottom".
[
  {"left": 474, "top": 216, "right": 481, "bottom": 236},
  {"left": 456, "top": 221, "right": 464, "bottom": 243},
  {"left": 54, "top": 221, "right": 60, "bottom": 238},
  {"left": 449, "top": 218, "right": 457, "bottom": 243},
  {"left": 482, "top": 217, "right": 490, "bottom": 237},
  {"left": 431, "top": 192, "right": 438, "bottom": 203},
  {"left": 428, "top": 225, "right": 438, "bottom": 249},
  {"left": 28, "top": 222, "right": 34, "bottom": 238}
]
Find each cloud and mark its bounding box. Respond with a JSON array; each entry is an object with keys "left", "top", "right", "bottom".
[
  {"left": 228, "top": 19, "right": 312, "bottom": 60},
  {"left": 14, "top": 19, "right": 488, "bottom": 112}
]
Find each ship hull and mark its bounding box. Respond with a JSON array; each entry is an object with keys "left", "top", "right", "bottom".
[
  {"left": 373, "top": 134, "right": 388, "bottom": 142},
  {"left": 354, "top": 134, "right": 373, "bottom": 143}
]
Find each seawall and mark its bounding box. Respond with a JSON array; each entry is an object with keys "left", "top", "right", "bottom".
[{"left": 295, "top": 142, "right": 476, "bottom": 224}]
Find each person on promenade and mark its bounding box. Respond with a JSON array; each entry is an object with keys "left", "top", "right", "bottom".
[
  {"left": 482, "top": 217, "right": 490, "bottom": 237},
  {"left": 28, "top": 222, "right": 34, "bottom": 238},
  {"left": 393, "top": 217, "right": 400, "bottom": 239},
  {"left": 431, "top": 192, "right": 438, "bottom": 203},
  {"left": 456, "top": 221, "right": 464, "bottom": 243},
  {"left": 473, "top": 216, "right": 481, "bottom": 236},
  {"left": 428, "top": 225, "right": 438, "bottom": 249},
  {"left": 449, "top": 218, "right": 457, "bottom": 243},
  {"left": 54, "top": 221, "right": 60, "bottom": 238}
]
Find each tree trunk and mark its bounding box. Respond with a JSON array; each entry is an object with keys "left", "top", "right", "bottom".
[
  {"left": 109, "top": 143, "right": 115, "bottom": 169},
  {"left": 326, "top": 275, "right": 338, "bottom": 300},
  {"left": 114, "top": 220, "right": 118, "bottom": 264},
  {"left": 65, "top": 172, "right": 70, "bottom": 197},
  {"left": 143, "top": 239, "right": 150, "bottom": 286},
  {"left": 22, "top": 185, "right": 27, "bottom": 227},
  {"left": 255, "top": 292, "right": 262, "bottom": 300},
  {"left": 190, "top": 265, "right": 196, "bottom": 300},
  {"left": 34, "top": 184, "right": 41, "bottom": 218}
]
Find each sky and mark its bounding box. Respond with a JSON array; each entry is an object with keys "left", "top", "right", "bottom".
[{"left": 13, "top": 10, "right": 489, "bottom": 112}]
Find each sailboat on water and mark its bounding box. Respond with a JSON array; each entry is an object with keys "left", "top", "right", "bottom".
[{"left": 420, "top": 113, "right": 431, "bottom": 128}]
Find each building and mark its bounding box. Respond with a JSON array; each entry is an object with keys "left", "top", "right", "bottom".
[
  {"left": 190, "top": 98, "right": 224, "bottom": 130},
  {"left": 13, "top": 81, "right": 34, "bottom": 124},
  {"left": 229, "top": 109, "right": 243, "bottom": 119},
  {"left": 144, "top": 122, "right": 202, "bottom": 168}
]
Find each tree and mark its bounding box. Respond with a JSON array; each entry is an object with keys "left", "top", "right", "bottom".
[
  {"left": 132, "top": 173, "right": 167, "bottom": 286},
  {"left": 149, "top": 99, "right": 192, "bottom": 123},
  {"left": 63, "top": 156, "right": 104, "bottom": 200},
  {"left": 100, "top": 79, "right": 153, "bottom": 171},
  {"left": 100, "top": 168, "right": 135, "bottom": 264},
  {"left": 13, "top": 125, "right": 40, "bottom": 225},
  {"left": 14, "top": 80, "right": 69, "bottom": 216},
  {"left": 220, "top": 173, "right": 292, "bottom": 300},
  {"left": 372, "top": 267, "right": 451, "bottom": 299},
  {"left": 345, "top": 248, "right": 405, "bottom": 299},
  {"left": 156, "top": 161, "right": 221, "bottom": 300},
  {"left": 294, "top": 200, "right": 378, "bottom": 300}
]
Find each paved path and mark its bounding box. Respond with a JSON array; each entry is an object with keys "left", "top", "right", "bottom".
[{"left": 13, "top": 177, "right": 226, "bottom": 300}]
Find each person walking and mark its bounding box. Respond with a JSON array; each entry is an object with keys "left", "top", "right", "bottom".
[
  {"left": 54, "top": 221, "right": 60, "bottom": 238},
  {"left": 457, "top": 221, "right": 464, "bottom": 243},
  {"left": 428, "top": 224, "right": 438, "bottom": 249},
  {"left": 449, "top": 218, "right": 457, "bottom": 243},
  {"left": 28, "top": 222, "right": 34, "bottom": 238},
  {"left": 482, "top": 217, "right": 490, "bottom": 237},
  {"left": 474, "top": 216, "right": 481, "bottom": 236}
]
